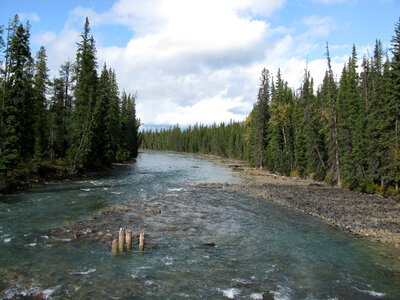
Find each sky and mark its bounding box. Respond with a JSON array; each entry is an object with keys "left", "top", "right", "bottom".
[{"left": 1, "top": 0, "right": 399, "bottom": 130}]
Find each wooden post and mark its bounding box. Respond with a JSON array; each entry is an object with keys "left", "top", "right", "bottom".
[
  {"left": 125, "top": 229, "right": 132, "bottom": 251},
  {"left": 139, "top": 232, "right": 145, "bottom": 252},
  {"left": 111, "top": 239, "right": 118, "bottom": 255},
  {"left": 118, "top": 228, "right": 125, "bottom": 253}
]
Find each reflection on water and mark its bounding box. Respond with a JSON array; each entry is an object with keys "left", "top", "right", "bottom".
[{"left": 0, "top": 151, "right": 399, "bottom": 299}]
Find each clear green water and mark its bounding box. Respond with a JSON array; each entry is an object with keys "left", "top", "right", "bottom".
[{"left": 1, "top": 151, "right": 400, "bottom": 299}]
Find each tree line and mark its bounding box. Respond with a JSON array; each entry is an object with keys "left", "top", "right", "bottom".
[
  {"left": 141, "top": 122, "right": 246, "bottom": 158},
  {"left": 141, "top": 18, "right": 400, "bottom": 195},
  {"left": 0, "top": 16, "right": 140, "bottom": 187}
]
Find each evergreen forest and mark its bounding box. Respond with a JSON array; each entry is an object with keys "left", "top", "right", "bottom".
[
  {"left": 141, "top": 18, "right": 400, "bottom": 195},
  {"left": 0, "top": 16, "right": 140, "bottom": 188}
]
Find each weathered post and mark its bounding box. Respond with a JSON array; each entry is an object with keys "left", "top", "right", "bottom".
[
  {"left": 125, "top": 229, "right": 132, "bottom": 251},
  {"left": 139, "top": 232, "right": 145, "bottom": 252},
  {"left": 118, "top": 227, "right": 125, "bottom": 253},
  {"left": 111, "top": 239, "right": 118, "bottom": 255}
]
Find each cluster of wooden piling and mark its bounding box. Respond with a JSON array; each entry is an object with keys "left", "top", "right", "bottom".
[{"left": 111, "top": 227, "right": 145, "bottom": 255}]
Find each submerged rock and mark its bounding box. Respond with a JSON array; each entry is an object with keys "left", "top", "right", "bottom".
[
  {"left": 201, "top": 242, "right": 216, "bottom": 247},
  {"left": 152, "top": 209, "right": 161, "bottom": 215}
]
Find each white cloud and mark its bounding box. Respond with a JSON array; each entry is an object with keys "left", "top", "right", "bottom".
[
  {"left": 37, "top": 27, "right": 80, "bottom": 78},
  {"left": 33, "top": 31, "right": 57, "bottom": 45},
  {"left": 34, "top": 0, "right": 353, "bottom": 127},
  {"left": 150, "top": 93, "right": 249, "bottom": 126},
  {"left": 312, "top": 0, "right": 348, "bottom": 4},
  {"left": 18, "top": 12, "right": 40, "bottom": 22},
  {"left": 302, "top": 15, "right": 337, "bottom": 39},
  {"left": 69, "top": 6, "right": 105, "bottom": 27},
  {"left": 92, "top": 0, "right": 285, "bottom": 125}
]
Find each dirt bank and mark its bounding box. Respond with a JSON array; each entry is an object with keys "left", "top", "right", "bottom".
[
  {"left": 198, "top": 155, "right": 400, "bottom": 248},
  {"left": 0, "top": 161, "right": 135, "bottom": 195}
]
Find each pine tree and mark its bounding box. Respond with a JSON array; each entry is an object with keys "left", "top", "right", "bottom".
[
  {"left": 69, "top": 17, "right": 98, "bottom": 171},
  {"left": 105, "top": 69, "right": 121, "bottom": 163},
  {"left": 265, "top": 69, "right": 294, "bottom": 174},
  {"left": 244, "top": 109, "right": 256, "bottom": 166},
  {"left": 338, "top": 45, "right": 365, "bottom": 188},
  {"left": 48, "top": 61, "right": 74, "bottom": 162},
  {"left": 0, "top": 15, "right": 142, "bottom": 187},
  {"left": 361, "top": 40, "right": 391, "bottom": 191},
  {"left": 1, "top": 16, "right": 19, "bottom": 134},
  {"left": 251, "top": 68, "right": 270, "bottom": 168},
  {"left": 2, "top": 18, "right": 34, "bottom": 164},
  {"left": 33, "top": 46, "right": 49, "bottom": 157},
  {"left": 138, "top": 18, "right": 400, "bottom": 194},
  {"left": 390, "top": 17, "right": 400, "bottom": 190},
  {"left": 49, "top": 76, "right": 64, "bottom": 162},
  {"left": 60, "top": 61, "right": 73, "bottom": 109},
  {"left": 92, "top": 64, "right": 110, "bottom": 165},
  {"left": 119, "top": 91, "right": 139, "bottom": 161},
  {"left": 119, "top": 91, "right": 130, "bottom": 160},
  {"left": 294, "top": 70, "right": 319, "bottom": 177},
  {"left": 293, "top": 93, "right": 307, "bottom": 176},
  {"left": 378, "top": 56, "right": 393, "bottom": 189},
  {"left": 321, "top": 43, "right": 341, "bottom": 187},
  {"left": 301, "top": 71, "right": 327, "bottom": 180}
]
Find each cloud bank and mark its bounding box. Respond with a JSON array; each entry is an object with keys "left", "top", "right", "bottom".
[{"left": 33, "top": 0, "right": 347, "bottom": 128}]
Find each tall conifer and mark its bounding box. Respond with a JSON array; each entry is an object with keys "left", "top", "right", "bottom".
[
  {"left": 70, "top": 17, "right": 98, "bottom": 171},
  {"left": 390, "top": 18, "right": 400, "bottom": 190},
  {"left": 33, "top": 46, "right": 49, "bottom": 156}
]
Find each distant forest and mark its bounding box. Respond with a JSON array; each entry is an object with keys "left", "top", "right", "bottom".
[
  {"left": 0, "top": 16, "right": 140, "bottom": 187},
  {"left": 142, "top": 18, "right": 400, "bottom": 195}
]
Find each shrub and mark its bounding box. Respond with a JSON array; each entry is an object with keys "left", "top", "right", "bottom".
[
  {"left": 386, "top": 186, "right": 398, "bottom": 197},
  {"left": 116, "top": 149, "right": 131, "bottom": 162}
]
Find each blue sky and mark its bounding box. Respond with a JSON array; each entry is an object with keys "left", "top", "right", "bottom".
[{"left": 1, "top": 0, "right": 399, "bottom": 128}]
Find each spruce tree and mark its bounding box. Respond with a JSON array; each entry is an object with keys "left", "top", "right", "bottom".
[
  {"left": 105, "top": 69, "right": 121, "bottom": 163},
  {"left": 119, "top": 91, "right": 139, "bottom": 160},
  {"left": 33, "top": 46, "right": 49, "bottom": 157},
  {"left": 244, "top": 109, "right": 256, "bottom": 166},
  {"left": 321, "top": 43, "right": 341, "bottom": 187},
  {"left": 251, "top": 68, "right": 270, "bottom": 168},
  {"left": 49, "top": 76, "right": 65, "bottom": 162},
  {"left": 361, "top": 40, "right": 391, "bottom": 191},
  {"left": 92, "top": 64, "right": 110, "bottom": 165},
  {"left": 301, "top": 71, "right": 327, "bottom": 180},
  {"left": 293, "top": 93, "right": 307, "bottom": 176},
  {"left": 69, "top": 17, "right": 98, "bottom": 171},
  {"left": 338, "top": 45, "right": 365, "bottom": 188},
  {"left": 390, "top": 17, "right": 400, "bottom": 190},
  {"left": 265, "top": 69, "right": 294, "bottom": 174},
  {"left": 378, "top": 56, "right": 393, "bottom": 189},
  {"left": 3, "top": 19, "right": 34, "bottom": 164}
]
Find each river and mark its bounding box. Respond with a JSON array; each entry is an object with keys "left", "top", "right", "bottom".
[{"left": 0, "top": 151, "right": 399, "bottom": 299}]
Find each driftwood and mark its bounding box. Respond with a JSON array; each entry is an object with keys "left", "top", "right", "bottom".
[
  {"left": 125, "top": 229, "right": 132, "bottom": 251},
  {"left": 139, "top": 232, "right": 145, "bottom": 252},
  {"left": 111, "top": 239, "right": 118, "bottom": 255},
  {"left": 118, "top": 228, "right": 125, "bottom": 253},
  {"left": 111, "top": 228, "right": 145, "bottom": 254}
]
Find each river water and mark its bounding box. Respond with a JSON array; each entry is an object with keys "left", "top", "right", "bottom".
[{"left": 0, "top": 151, "right": 399, "bottom": 299}]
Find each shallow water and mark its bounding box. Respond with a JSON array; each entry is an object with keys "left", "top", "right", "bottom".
[{"left": 1, "top": 151, "right": 399, "bottom": 299}]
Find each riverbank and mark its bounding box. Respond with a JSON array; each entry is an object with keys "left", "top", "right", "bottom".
[
  {"left": 0, "top": 161, "right": 135, "bottom": 195},
  {"left": 3, "top": 151, "right": 400, "bottom": 248},
  {"left": 197, "top": 154, "right": 400, "bottom": 248}
]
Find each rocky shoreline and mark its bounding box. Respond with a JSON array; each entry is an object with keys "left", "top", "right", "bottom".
[{"left": 198, "top": 155, "right": 400, "bottom": 248}]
